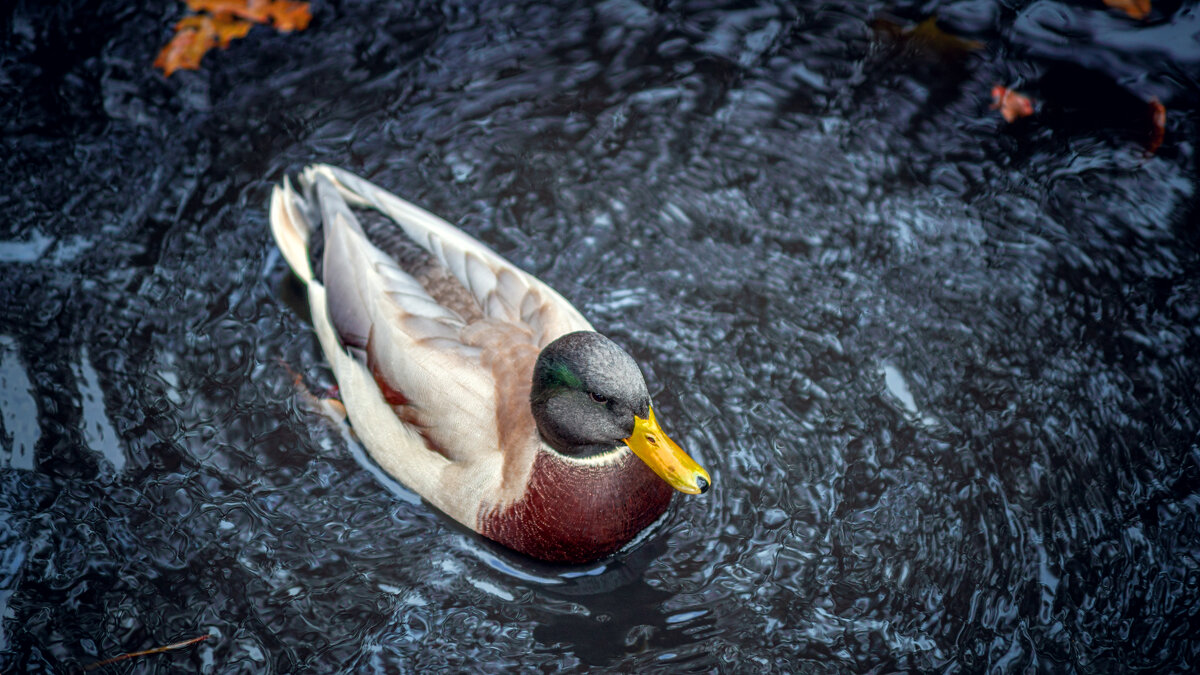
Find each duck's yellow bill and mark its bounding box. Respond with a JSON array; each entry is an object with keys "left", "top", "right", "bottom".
[{"left": 623, "top": 406, "right": 711, "bottom": 495}]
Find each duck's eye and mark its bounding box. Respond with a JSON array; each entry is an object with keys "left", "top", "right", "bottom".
[{"left": 589, "top": 392, "right": 608, "bottom": 404}]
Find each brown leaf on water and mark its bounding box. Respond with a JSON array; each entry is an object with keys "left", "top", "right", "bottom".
[
  {"left": 211, "top": 14, "right": 255, "bottom": 47},
  {"left": 157, "top": 0, "right": 311, "bottom": 76},
  {"left": 908, "top": 17, "right": 984, "bottom": 53},
  {"left": 153, "top": 24, "right": 214, "bottom": 76},
  {"left": 187, "top": 0, "right": 271, "bottom": 23},
  {"left": 1103, "top": 0, "right": 1151, "bottom": 20},
  {"left": 154, "top": 14, "right": 255, "bottom": 75},
  {"left": 177, "top": 13, "right": 255, "bottom": 48},
  {"left": 187, "top": 0, "right": 311, "bottom": 31},
  {"left": 1147, "top": 97, "right": 1166, "bottom": 155},
  {"left": 991, "top": 85, "right": 1035, "bottom": 123},
  {"left": 84, "top": 635, "right": 210, "bottom": 671},
  {"left": 266, "top": 0, "right": 313, "bottom": 31},
  {"left": 873, "top": 16, "right": 984, "bottom": 57}
]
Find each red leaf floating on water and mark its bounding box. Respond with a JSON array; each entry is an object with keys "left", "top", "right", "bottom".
[
  {"left": 1147, "top": 97, "right": 1166, "bottom": 155},
  {"left": 990, "top": 85, "right": 1034, "bottom": 123},
  {"left": 1103, "top": 0, "right": 1151, "bottom": 20},
  {"left": 156, "top": 0, "right": 312, "bottom": 76}
]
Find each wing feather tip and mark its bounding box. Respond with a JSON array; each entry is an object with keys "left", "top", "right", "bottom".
[{"left": 269, "top": 181, "right": 314, "bottom": 283}]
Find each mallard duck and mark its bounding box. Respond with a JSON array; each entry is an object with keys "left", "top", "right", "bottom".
[{"left": 269, "top": 165, "right": 710, "bottom": 563}]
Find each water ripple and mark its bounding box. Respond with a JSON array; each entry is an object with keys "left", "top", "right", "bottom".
[{"left": 2, "top": 0, "right": 1199, "bottom": 672}]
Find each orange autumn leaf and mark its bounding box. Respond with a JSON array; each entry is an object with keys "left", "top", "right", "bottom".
[
  {"left": 186, "top": 0, "right": 309, "bottom": 31},
  {"left": 1147, "top": 97, "right": 1166, "bottom": 155},
  {"left": 187, "top": 0, "right": 272, "bottom": 23},
  {"left": 177, "top": 14, "right": 254, "bottom": 48},
  {"left": 154, "top": 26, "right": 213, "bottom": 76},
  {"left": 991, "top": 85, "right": 1035, "bottom": 123},
  {"left": 1103, "top": 0, "right": 1151, "bottom": 20},
  {"left": 266, "top": 1, "right": 312, "bottom": 31},
  {"left": 175, "top": 14, "right": 218, "bottom": 34},
  {"left": 155, "top": 14, "right": 253, "bottom": 76},
  {"left": 209, "top": 15, "right": 254, "bottom": 47},
  {"left": 156, "top": 0, "right": 311, "bottom": 77}
]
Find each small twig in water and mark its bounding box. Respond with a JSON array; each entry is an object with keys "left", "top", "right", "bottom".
[{"left": 83, "top": 635, "right": 210, "bottom": 671}]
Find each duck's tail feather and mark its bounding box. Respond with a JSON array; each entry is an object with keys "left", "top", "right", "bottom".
[{"left": 269, "top": 176, "right": 315, "bottom": 284}]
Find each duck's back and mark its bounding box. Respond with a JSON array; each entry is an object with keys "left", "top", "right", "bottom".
[{"left": 268, "top": 165, "right": 595, "bottom": 530}]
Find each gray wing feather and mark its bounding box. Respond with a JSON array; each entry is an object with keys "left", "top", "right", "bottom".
[
  {"left": 303, "top": 165, "right": 595, "bottom": 347},
  {"left": 315, "top": 175, "right": 466, "bottom": 354}
]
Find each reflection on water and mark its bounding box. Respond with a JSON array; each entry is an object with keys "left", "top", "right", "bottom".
[
  {"left": 2, "top": 0, "right": 1199, "bottom": 672},
  {"left": 0, "top": 337, "right": 39, "bottom": 472},
  {"left": 73, "top": 348, "right": 126, "bottom": 473}
]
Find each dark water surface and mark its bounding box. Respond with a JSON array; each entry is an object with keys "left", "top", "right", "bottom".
[{"left": 3, "top": 0, "right": 1200, "bottom": 672}]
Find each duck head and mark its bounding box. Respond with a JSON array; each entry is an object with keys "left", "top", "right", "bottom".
[{"left": 530, "top": 331, "right": 710, "bottom": 494}]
